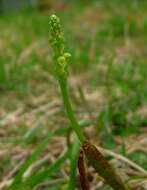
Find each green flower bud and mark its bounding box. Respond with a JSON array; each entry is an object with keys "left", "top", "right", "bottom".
[
  {"left": 58, "top": 55, "right": 66, "bottom": 67},
  {"left": 49, "top": 14, "right": 60, "bottom": 34},
  {"left": 49, "top": 14, "right": 71, "bottom": 79},
  {"left": 57, "top": 55, "right": 67, "bottom": 76},
  {"left": 49, "top": 14, "right": 64, "bottom": 56},
  {"left": 64, "top": 52, "right": 71, "bottom": 60}
]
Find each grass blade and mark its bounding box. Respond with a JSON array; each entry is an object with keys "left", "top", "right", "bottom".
[
  {"left": 22, "top": 149, "right": 70, "bottom": 189},
  {"left": 9, "top": 127, "right": 66, "bottom": 189},
  {"left": 68, "top": 135, "right": 80, "bottom": 190}
]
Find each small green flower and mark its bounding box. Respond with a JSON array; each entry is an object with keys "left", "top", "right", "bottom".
[
  {"left": 57, "top": 55, "right": 66, "bottom": 75},
  {"left": 64, "top": 52, "right": 71, "bottom": 60}
]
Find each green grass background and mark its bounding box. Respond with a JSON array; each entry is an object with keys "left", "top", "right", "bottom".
[{"left": 0, "top": 0, "right": 147, "bottom": 189}]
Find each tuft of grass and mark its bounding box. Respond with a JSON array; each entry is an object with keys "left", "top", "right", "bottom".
[{"left": 7, "top": 127, "right": 67, "bottom": 190}]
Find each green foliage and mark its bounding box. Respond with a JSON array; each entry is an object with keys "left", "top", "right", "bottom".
[
  {"left": 8, "top": 128, "right": 67, "bottom": 190},
  {"left": 21, "top": 150, "right": 69, "bottom": 189},
  {"left": 1, "top": 1, "right": 147, "bottom": 189}
]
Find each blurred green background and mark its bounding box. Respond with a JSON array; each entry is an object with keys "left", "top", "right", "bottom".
[{"left": 0, "top": 0, "right": 147, "bottom": 189}]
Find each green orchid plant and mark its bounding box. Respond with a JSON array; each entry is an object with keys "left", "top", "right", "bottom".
[{"left": 49, "top": 14, "right": 130, "bottom": 190}]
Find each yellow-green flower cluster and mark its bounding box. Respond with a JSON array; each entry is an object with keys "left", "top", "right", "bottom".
[
  {"left": 57, "top": 53, "right": 71, "bottom": 76},
  {"left": 49, "top": 14, "right": 64, "bottom": 55},
  {"left": 49, "top": 14, "right": 71, "bottom": 78}
]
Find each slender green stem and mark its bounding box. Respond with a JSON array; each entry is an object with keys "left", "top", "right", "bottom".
[{"left": 58, "top": 77, "right": 86, "bottom": 143}]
